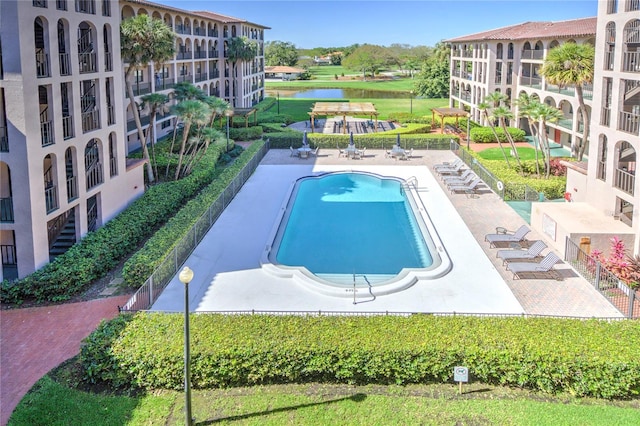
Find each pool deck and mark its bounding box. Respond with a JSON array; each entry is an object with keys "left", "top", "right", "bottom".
[{"left": 151, "top": 148, "right": 621, "bottom": 318}]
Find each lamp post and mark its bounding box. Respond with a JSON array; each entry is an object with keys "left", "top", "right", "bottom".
[
  {"left": 225, "top": 109, "right": 234, "bottom": 153},
  {"left": 466, "top": 113, "right": 471, "bottom": 150},
  {"left": 179, "top": 266, "right": 194, "bottom": 426},
  {"left": 277, "top": 92, "right": 280, "bottom": 114},
  {"left": 410, "top": 91, "right": 413, "bottom": 115}
]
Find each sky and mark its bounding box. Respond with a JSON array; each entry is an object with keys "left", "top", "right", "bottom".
[{"left": 151, "top": 0, "right": 598, "bottom": 48}]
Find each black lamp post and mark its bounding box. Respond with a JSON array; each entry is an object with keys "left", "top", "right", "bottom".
[
  {"left": 225, "top": 109, "right": 234, "bottom": 153},
  {"left": 179, "top": 266, "right": 194, "bottom": 426},
  {"left": 277, "top": 92, "right": 280, "bottom": 114},
  {"left": 410, "top": 91, "right": 413, "bottom": 115}
]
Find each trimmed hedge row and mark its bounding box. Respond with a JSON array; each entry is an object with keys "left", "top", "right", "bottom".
[
  {"left": 122, "top": 140, "right": 264, "bottom": 287},
  {"left": 0, "top": 146, "right": 224, "bottom": 304},
  {"left": 471, "top": 127, "right": 527, "bottom": 143},
  {"left": 80, "top": 313, "right": 640, "bottom": 399},
  {"left": 229, "top": 126, "right": 263, "bottom": 141},
  {"left": 265, "top": 132, "right": 455, "bottom": 150}
]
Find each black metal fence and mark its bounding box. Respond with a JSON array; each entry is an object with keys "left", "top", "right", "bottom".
[
  {"left": 565, "top": 237, "right": 638, "bottom": 318},
  {"left": 120, "top": 141, "right": 270, "bottom": 312}
]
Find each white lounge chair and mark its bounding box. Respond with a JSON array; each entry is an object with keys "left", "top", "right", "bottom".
[
  {"left": 436, "top": 162, "right": 466, "bottom": 176},
  {"left": 406, "top": 148, "right": 414, "bottom": 159},
  {"left": 434, "top": 158, "right": 462, "bottom": 171},
  {"left": 449, "top": 177, "right": 482, "bottom": 194},
  {"left": 506, "top": 252, "right": 561, "bottom": 279},
  {"left": 484, "top": 225, "right": 530, "bottom": 248},
  {"left": 496, "top": 240, "right": 547, "bottom": 265},
  {"left": 442, "top": 169, "right": 474, "bottom": 183}
]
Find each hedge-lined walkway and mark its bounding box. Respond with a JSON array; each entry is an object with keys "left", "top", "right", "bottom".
[{"left": 0, "top": 295, "right": 130, "bottom": 425}]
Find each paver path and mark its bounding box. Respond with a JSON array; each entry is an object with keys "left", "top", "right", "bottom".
[{"left": 0, "top": 295, "right": 130, "bottom": 426}]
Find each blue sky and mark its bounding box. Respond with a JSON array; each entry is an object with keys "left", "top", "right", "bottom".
[{"left": 151, "top": 0, "right": 598, "bottom": 48}]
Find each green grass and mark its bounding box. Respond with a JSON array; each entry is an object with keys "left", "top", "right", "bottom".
[
  {"left": 10, "top": 372, "right": 640, "bottom": 426},
  {"left": 478, "top": 147, "right": 540, "bottom": 161}
]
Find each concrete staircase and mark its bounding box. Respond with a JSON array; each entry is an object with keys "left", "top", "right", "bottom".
[{"left": 49, "top": 214, "right": 76, "bottom": 260}]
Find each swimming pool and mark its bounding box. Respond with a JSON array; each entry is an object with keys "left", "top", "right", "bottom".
[{"left": 262, "top": 172, "right": 451, "bottom": 297}]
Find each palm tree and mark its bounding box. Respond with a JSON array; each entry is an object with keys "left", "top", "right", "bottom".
[
  {"left": 478, "top": 99, "right": 510, "bottom": 166},
  {"left": 514, "top": 93, "right": 542, "bottom": 176},
  {"left": 171, "top": 100, "right": 210, "bottom": 180},
  {"left": 226, "top": 36, "right": 258, "bottom": 107},
  {"left": 540, "top": 42, "right": 594, "bottom": 160},
  {"left": 140, "top": 93, "right": 169, "bottom": 180},
  {"left": 204, "top": 96, "right": 230, "bottom": 128},
  {"left": 120, "top": 14, "right": 175, "bottom": 183},
  {"left": 535, "top": 104, "right": 564, "bottom": 178},
  {"left": 174, "top": 81, "right": 206, "bottom": 102},
  {"left": 183, "top": 127, "right": 223, "bottom": 175},
  {"left": 491, "top": 105, "right": 524, "bottom": 173}
]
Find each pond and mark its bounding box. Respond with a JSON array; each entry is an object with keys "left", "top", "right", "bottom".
[{"left": 265, "top": 88, "right": 410, "bottom": 99}]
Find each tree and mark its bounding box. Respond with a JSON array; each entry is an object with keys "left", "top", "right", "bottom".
[
  {"left": 478, "top": 97, "right": 510, "bottom": 166},
  {"left": 174, "top": 81, "right": 206, "bottom": 102},
  {"left": 265, "top": 40, "right": 299, "bottom": 66},
  {"left": 514, "top": 93, "right": 542, "bottom": 176},
  {"left": 539, "top": 42, "right": 594, "bottom": 160},
  {"left": 414, "top": 59, "right": 449, "bottom": 98},
  {"left": 535, "top": 103, "right": 564, "bottom": 178},
  {"left": 140, "top": 93, "right": 169, "bottom": 180},
  {"left": 342, "top": 44, "right": 390, "bottom": 81},
  {"left": 226, "top": 36, "right": 258, "bottom": 107},
  {"left": 171, "top": 100, "right": 210, "bottom": 180},
  {"left": 491, "top": 105, "right": 524, "bottom": 174},
  {"left": 120, "top": 14, "right": 175, "bottom": 184}
]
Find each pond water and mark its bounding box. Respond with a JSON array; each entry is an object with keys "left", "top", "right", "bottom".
[{"left": 265, "top": 88, "right": 409, "bottom": 99}]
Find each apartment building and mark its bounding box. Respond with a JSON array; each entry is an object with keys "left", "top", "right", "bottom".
[
  {"left": 446, "top": 0, "right": 640, "bottom": 256},
  {"left": 0, "top": 0, "right": 267, "bottom": 280}
]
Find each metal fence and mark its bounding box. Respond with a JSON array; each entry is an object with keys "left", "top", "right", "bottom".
[
  {"left": 120, "top": 141, "right": 270, "bottom": 312},
  {"left": 565, "top": 237, "right": 638, "bottom": 318}
]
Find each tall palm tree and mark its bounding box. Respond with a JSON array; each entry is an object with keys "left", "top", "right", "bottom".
[
  {"left": 478, "top": 98, "right": 510, "bottom": 166},
  {"left": 204, "top": 96, "right": 230, "bottom": 128},
  {"left": 226, "top": 36, "right": 258, "bottom": 107},
  {"left": 120, "top": 14, "right": 175, "bottom": 183},
  {"left": 171, "top": 100, "right": 210, "bottom": 180},
  {"left": 174, "top": 81, "right": 206, "bottom": 102},
  {"left": 492, "top": 105, "right": 523, "bottom": 173},
  {"left": 536, "top": 104, "right": 564, "bottom": 178},
  {"left": 515, "top": 93, "right": 542, "bottom": 176},
  {"left": 140, "top": 93, "right": 169, "bottom": 180},
  {"left": 540, "top": 42, "right": 594, "bottom": 160}
]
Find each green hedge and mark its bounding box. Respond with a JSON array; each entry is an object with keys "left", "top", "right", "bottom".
[
  {"left": 471, "top": 127, "right": 527, "bottom": 143},
  {"left": 0, "top": 146, "right": 224, "bottom": 305},
  {"left": 265, "top": 132, "right": 455, "bottom": 150},
  {"left": 229, "top": 125, "right": 263, "bottom": 141},
  {"left": 80, "top": 313, "right": 640, "bottom": 399},
  {"left": 122, "top": 140, "right": 264, "bottom": 287}
]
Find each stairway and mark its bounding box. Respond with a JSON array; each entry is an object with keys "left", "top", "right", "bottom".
[{"left": 49, "top": 213, "right": 76, "bottom": 261}]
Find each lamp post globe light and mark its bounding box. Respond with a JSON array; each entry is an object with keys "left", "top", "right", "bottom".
[
  {"left": 179, "top": 266, "right": 194, "bottom": 426},
  {"left": 225, "top": 109, "right": 234, "bottom": 153}
]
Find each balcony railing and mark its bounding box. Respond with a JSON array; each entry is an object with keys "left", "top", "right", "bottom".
[
  {"left": 194, "top": 51, "right": 206, "bottom": 59},
  {"left": 614, "top": 168, "right": 635, "bottom": 195},
  {"left": 177, "top": 75, "right": 192, "bottom": 83},
  {"left": 618, "top": 111, "right": 640, "bottom": 135},
  {"left": 461, "top": 51, "right": 473, "bottom": 58},
  {"left": 36, "top": 50, "right": 50, "bottom": 78},
  {"left": 56, "top": 0, "right": 66, "bottom": 10},
  {"left": 86, "top": 163, "right": 103, "bottom": 190},
  {"left": 75, "top": 0, "right": 95, "bottom": 14},
  {"left": 45, "top": 184, "right": 58, "bottom": 214},
  {"left": 209, "top": 50, "right": 219, "bottom": 58},
  {"left": 209, "top": 70, "right": 219, "bottom": 79},
  {"left": 177, "top": 51, "right": 192, "bottom": 60},
  {"left": 107, "top": 105, "right": 115, "bottom": 125},
  {"left": 131, "top": 82, "right": 151, "bottom": 96},
  {"left": 59, "top": 53, "right": 71, "bottom": 75},
  {"left": 604, "top": 51, "right": 615, "bottom": 71},
  {"left": 597, "top": 160, "right": 606, "bottom": 180},
  {"left": 194, "top": 72, "right": 207, "bottom": 82},
  {"left": 62, "top": 115, "right": 74, "bottom": 139},
  {"left": 519, "top": 76, "right": 541, "bottom": 87},
  {"left": 208, "top": 30, "right": 218, "bottom": 37},
  {"left": 156, "top": 78, "right": 175, "bottom": 91},
  {"left": 0, "top": 197, "right": 14, "bottom": 222},
  {"left": 521, "top": 49, "right": 544, "bottom": 60},
  {"left": 601, "top": 106, "right": 611, "bottom": 126},
  {"left": 41, "top": 120, "right": 54, "bottom": 146},
  {"left": 557, "top": 118, "right": 573, "bottom": 130},
  {"left": 459, "top": 92, "right": 471, "bottom": 102},
  {"left": 194, "top": 27, "right": 204, "bottom": 36},
  {"left": 81, "top": 109, "right": 100, "bottom": 133},
  {"left": 0, "top": 126, "right": 8, "bottom": 152},
  {"left": 627, "top": 0, "right": 640, "bottom": 11},
  {"left": 66, "top": 175, "right": 78, "bottom": 201},
  {"left": 78, "top": 52, "right": 97, "bottom": 73},
  {"left": 110, "top": 157, "right": 117, "bottom": 177},
  {"left": 127, "top": 114, "right": 150, "bottom": 132},
  {"left": 104, "top": 51, "right": 113, "bottom": 71},
  {"left": 623, "top": 52, "right": 640, "bottom": 73}
]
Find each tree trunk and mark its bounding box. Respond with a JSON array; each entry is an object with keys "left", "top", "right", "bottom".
[
  {"left": 483, "top": 111, "right": 511, "bottom": 167},
  {"left": 539, "top": 120, "right": 551, "bottom": 178},
  {"left": 125, "top": 73, "right": 155, "bottom": 183},
  {"left": 575, "top": 85, "right": 590, "bottom": 161},
  {"left": 501, "top": 120, "right": 524, "bottom": 175},
  {"left": 174, "top": 122, "right": 192, "bottom": 180}
]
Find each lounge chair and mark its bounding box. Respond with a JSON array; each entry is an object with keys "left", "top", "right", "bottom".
[
  {"left": 434, "top": 158, "right": 462, "bottom": 171},
  {"left": 436, "top": 162, "right": 466, "bottom": 176},
  {"left": 445, "top": 174, "right": 475, "bottom": 188},
  {"left": 506, "top": 252, "right": 561, "bottom": 279},
  {"left": 406, "top": 148, "right": 414, "bottom": 159},
  {"left": 484, "top": 225, "right": 530, "bottom": 248},
  {"left": 496, "top": 240, "right": 547, "bottom": 265},
  {"left": 448, "top": 177, "right": 482, "bottom": 194},
  {"left": 442, "top": 169, "right": 474, "bottom": 183},
  {"left": 311, "top": 146, "right": 320, "bottom": 157}
]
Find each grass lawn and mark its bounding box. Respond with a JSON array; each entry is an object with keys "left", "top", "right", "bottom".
[
  {"left": 10, "top": 367, "right": 640, "bottom": 426},
  {"left": 478, "top": 147, "right": 540, "bottom": 161}
]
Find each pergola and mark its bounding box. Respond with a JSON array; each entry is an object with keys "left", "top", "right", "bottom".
[
  {"left": 431, "top": 107, "right": 469, "bottom": 132},
  {"left": 229, "top": 107, "right": 257, "bottom": 128},
  {"left": 309, "top": 102, "right": 379, "bottom": 133}
]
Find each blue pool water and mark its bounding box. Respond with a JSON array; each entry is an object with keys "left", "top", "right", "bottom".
[{"left": 274, "top": 173, "right": 433, "bottom": 278}]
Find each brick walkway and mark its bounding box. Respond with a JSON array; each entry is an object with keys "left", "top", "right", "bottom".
[{"left": 0, "top": 295, "right": 130, "bottom": 425}]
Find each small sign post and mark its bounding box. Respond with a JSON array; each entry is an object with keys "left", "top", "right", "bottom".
[{"left": 453, "top": 366, "right": 468, "bottom": 394}]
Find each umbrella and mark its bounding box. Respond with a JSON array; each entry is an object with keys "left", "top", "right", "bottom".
[
  {"left": 303, "top": 130, "right": 308, "bottom": 146},
  {"left": 396, "top": 133, "right": 401, "bottom": 147},
  {"left": 349, "top": 132, "right": 355, "bottom": 146}
]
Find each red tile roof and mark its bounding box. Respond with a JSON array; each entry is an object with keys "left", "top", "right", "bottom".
[{"left": 445, "top": 17, "right": 596, "bottom": 43}]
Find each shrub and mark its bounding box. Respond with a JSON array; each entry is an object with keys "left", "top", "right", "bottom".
[
  {"left": 229, "top": 125, "right": 263, "bottom": 141},
  {"left": 80, "top": 313, "right": 640, "bottom": 399},
  {"left": 471, "top": 127, "right": 526, "bottom": 143},
  {"left": 264, "top": 132, "right": 454, "bottom": 150}
]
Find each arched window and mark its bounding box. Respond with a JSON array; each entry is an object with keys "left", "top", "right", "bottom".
[
  {"left": 65, "top": 147, "right": 78, "bottom": 201},
  {"left": 85, "top": 138, "right": 103, "bottom": 190},
  {"left": 605, "top": 22, "right": 616, "bottom": 70}
]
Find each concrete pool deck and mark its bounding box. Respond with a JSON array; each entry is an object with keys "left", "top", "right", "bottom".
[{"left": 151, "top": 148, "right": 622, "bottom": 318}]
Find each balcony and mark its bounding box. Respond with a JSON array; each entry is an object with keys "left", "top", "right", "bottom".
[
  {"left": 557, "top": 118, "right": 573, "bottom": 130},
  {"left": 36, "top": 50, "right": 50, "bottom": 78},
  {"left": 208, "top": 50, "right": 219, "bottom": 58},
  {"left": 86, "top": 163, "right": 103, "bottom": 190},
  {"left": 194, "top": 72, "right": 207, "bottom": 82},
  {"left": 194, "top": 27, "right": 204, "bottom": 36},
  {"left": 459, "top": 92, "right": 471, "bottom": 102},
  {"left": 127, "top": 114, "right": 150, "bottom": 132},
  {"left": 0, "top": 126, "right": 7, "bottom": 152},
  {"left": 81, "top": 109, "right": 100, "bottom": 133},
  {"left": 521, "top": 49, "right": 544, "bottom": 60},
  {"left": 62, "top": 115, "right": 74, "bottom": 139},
  {"left": 41, "top": 120, "right": 54, "bottom": 146},
  {"left": 56, "top": 0, "right": 66, "bottom": 10},
  {"left": 519, "top": 76, "right": 542, "bottom": 88},
  {"left": 601, "top": 106, "right": 611, "bottom": 126},
  {"left": 177, "top": 75, "right": 192, "bottom": 83},
  {"left": 0, "top": 197, "right": 14, "bottom": 222},
  {"left": 66, "top": 175, "right": 78, "bottom": 202},
  {"left": 104, "top": 52, "right": 113, "bottom": 71},
  {"left": 107, "top": 105, "right": 115, "bottom": 125},
  {"left": 208, "top": 30, "right": 218, "bottom": 37},
  {"left": 78, "top": 52, "right": 97, "bottom": 73},
  {"left": 627, "top": 0, "right": 640, "bottom": 11},
  {"left": 131, "top": 82, "right": 151, "bottom": 96},
  {"left": 177, "top": 51, "right": 192, "bottom": 60},
  {"left": 461, "top": 51, "right": 473, "bottom": 58},
  {"left": 604, "top": 51, "right": 614, "bottom": 71},
  {"left": 209, "top": 70, "right": 219, "bottom": 79},
  {"left": 614, "top": 168, "right": 635, "bottom": 195},
  {"left": 59, "top": 53, "right": 71, "bottom": 75},
  {"left": 623, "top": 52, "right": 640, "bottom": 73},
  {"left": 75, "top": 0, "right": 95, "bottom": 14},
  {"left": 618, "top": 111, "right": 640, "bottom": 136},
  {"left": 45, "top": 184, "right": 58, "bottom": 214},
  {"left": 194, "top": 51, "right": 207, "bottom": 59},
  {"left": 156, "top": 78, "right": 175, "bottom": 91}
]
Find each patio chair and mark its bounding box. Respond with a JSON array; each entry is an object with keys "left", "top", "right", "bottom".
[
  {"left": 448, "top": 177, "right": 482, "bottom": 194},
  {"left": 496, "top": 240, "right": 547, "bottom": 265},
  {"left": 405, "top": 148, "right": 414, "bottom": 159},
  {"left": 299, "top": 149, "right": 309, "bottom": 159},
  {"left": 311, "top": 146, "right": 320, "bottom": 157},
  {"left": 337, "top": 143, "right": 346, "bottom": 158},
  {"left": 484, "top": 225, "right": 530, "bottom": 248},
  {"left": 442, "top": 169, "right": 474, "bottom": 183},
  {"left": 359, "top": 147, "right": 367, "bottom": 158},
  {"left": 436, "top": 162, "right": 466, "bottom": 176},
  {"left": 445, "top": 173, "right": 475, "bottom": 188},
  {"left": 289, "top": 146, "right": 296, "bottom": 157},
  {"left": 434, "top": 158, "right": 462, "bottom": 171},
  {"left": 506, "top": 252, "right": 561, "bottom": 279}
]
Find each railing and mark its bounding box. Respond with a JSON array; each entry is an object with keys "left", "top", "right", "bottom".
[
  {"left": 521, "top": 49, "right": 544, "bottom": 60},
  {"left": 0, "top": 197, "right": 14, "bottom": 222},
  {"left": 36, "top": 50, "right": 50, "bottom": 78},
  {"left": 110, "top": 156, "right": 117, "bottom": 177},
  {"left": 66, "top": 175, "right": 78, "bottom": 201},
  {"left": 177, "top": 51, "right": 192, "bottom": 60},
  {"left": 209, "top": 70, "right": 219, "bottom": 79},
  {"left": 127, "top": 114, "right": 150, "bottom": 132},
  {"left": 194, "top": 72, "right": 207, "bottom": 82},
  {"left": 618, "top": 111, "right": 640, "bottom": 135},
  {"left": 120, "top": 140, "right": 271, "bottom": 312},
  {"left": 557, "top": 118, "right": 573, "bottom": 130},
  {"left": 208, "top": 30, "right": 218, "bottom": 37},
  {"left": 614, "top": 168, "right": 635, "bottom": 195},
  {"left": 59, "top": 53, "right": 71, "bottom": 75},
  {"left": 519, "top": 76, "right": 541, "bottom": 87},
  {"left": 209, "top": 50, "right": 219, "bottom": 58},
  {"left": 101, "top": 0, "right": 110, "bottom": 16},
  {"left": 62, "top": 115, "right": 74, "bottom": 139},
  {"left": 193, "top": 27, "right": 204, "bottom": 36},
  {"left": 41, "top": 120, "right": 54, "bottom": 146},
  {"left": 565, "top": 238, "right": 638, "bottom": 318},
  {"left": 627, "top": 0, "right": 640, "bottom": 11},
  {"left": 75, "top": 0, "right": 95, "bottom": 14},
  {"left": 86, "top": 162, "right": 103, "bottom": 190},
  {"left": 623, "top": 51, "right": 640, "bottom": 73},
  {"left": 461, "top": 51, "right": 473, "bottom": 58},
  {"left": 56, "top": 0, "right": 67, "bottom": 10},
  {"left": 194, "top": 51, "right": 207, "bottom": 59},
  {"left": 47, "top": 208, "right": 72, "bottom": 246},
  {"left": 132, "top": 82, "right": 151, "bottom": 96},
  {"left": 177, "top": 75, "right": 191, "bottom": 83},
  {"left": 155, "top": 78, "right": 175, "bottom": 91},
  {"left": 1, "top": 244, "right": 18, "bottom": 281},
  {"left": 0, "top": 126, "right": 8, "bottom": 152},
  {"left": 45, "top": 185, "right": 58, "bottom": 213},
  {"left": 78, "top": 52, "right": 97, "bottom": 73},
  {"left": 107, "top": 105, "right": 115, "bottom": 125},
  {"left": 82, "top": 109, "right": 100, "bottom": 133},
  {"left": 604, "top": 51, "right": 614, "bottom": 71},
  {"left": 33, "top": 0, "right": 47, "bottom": 7},
  {"left": 104, "top": 51, "right": 113, "bottom": 71},
  {"left": 601, "top": 106, "right": 611, "bottom": 126}
]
